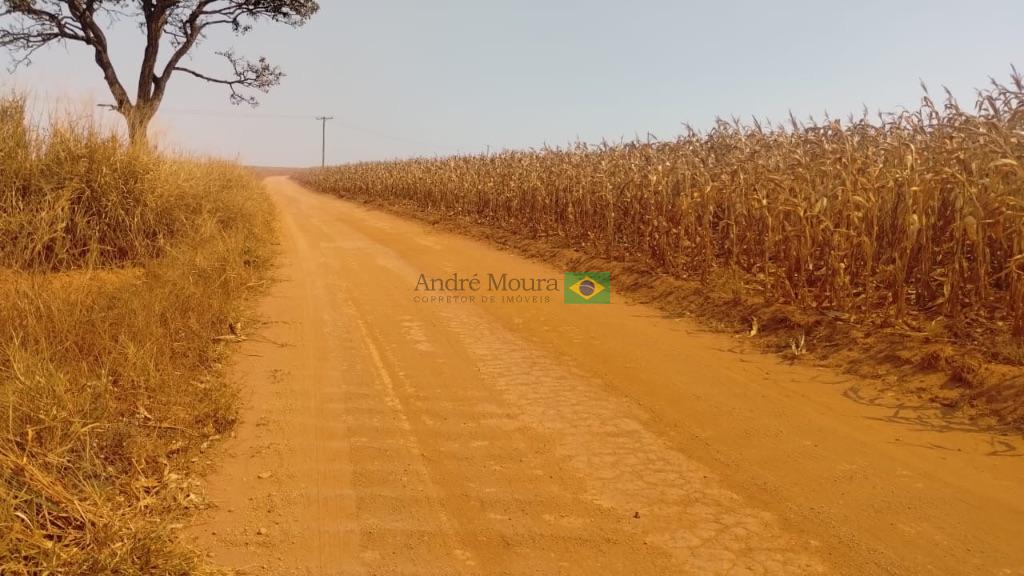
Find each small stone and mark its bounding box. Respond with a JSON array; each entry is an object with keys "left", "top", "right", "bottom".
[
  {"left": 256, "top": 527, "right": 267, "bottom": 536},
  {"left": 633, "top": 511, "right": 641, "bottom": 519},
  {"left": 257, "top": 471, "right": 273, "bottom": 480}
]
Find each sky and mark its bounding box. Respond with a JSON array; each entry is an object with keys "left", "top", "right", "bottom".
[{"left": 1, "top": 0, "right": 1022, "bottom": 166}]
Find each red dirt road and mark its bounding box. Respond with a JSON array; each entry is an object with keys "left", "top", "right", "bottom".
[{"left": 188, "top": 177, "right": 1024, "bottom": 575}]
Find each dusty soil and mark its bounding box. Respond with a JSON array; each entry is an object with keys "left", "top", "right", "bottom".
[{"left": 187, "top": 177, "right": 1024, "bottom": 575}]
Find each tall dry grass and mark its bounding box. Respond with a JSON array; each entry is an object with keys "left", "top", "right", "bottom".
[
  {"left": 301, "top": 72, "right": 1024, "bottom": 343},
  {"left": 0, "top": 96, "right": 275, "bottom": 574}
]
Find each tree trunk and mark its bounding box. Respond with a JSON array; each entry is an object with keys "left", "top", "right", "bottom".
[
  {"left": 120, "top": 105, "right": 152, "bottom": 147},
  {"left": 125, "top": 112, "right": 151, "bottom": 148}
]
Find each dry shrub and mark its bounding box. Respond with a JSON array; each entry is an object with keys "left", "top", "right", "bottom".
[
  {"left": 300, "top": 71, "right": 1024, "bottom": 346},
  {"left": 0, "top": 96, "right": 275, "bottom": 574},
  {"left": 0, "top": 97, "right": 217, "bottom": 271}
]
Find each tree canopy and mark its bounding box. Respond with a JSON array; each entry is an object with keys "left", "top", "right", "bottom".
[{"left": 0, "top": 0, "right": 320, "bottom": 144}]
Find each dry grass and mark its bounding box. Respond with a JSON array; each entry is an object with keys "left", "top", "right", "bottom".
[
  {"left": 300, "top": 71, "right": 1024, "bottom": 348},
  {"left": 0, "top": 96, "right": 275, "bottom": 574}
]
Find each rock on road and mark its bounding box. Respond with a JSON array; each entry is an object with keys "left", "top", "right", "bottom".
[{"left": 188, "top": 177, "right": 1024, "bottom": 576}]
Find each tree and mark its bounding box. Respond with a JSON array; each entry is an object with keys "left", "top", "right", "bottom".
[{"left": 0, "top": 1, "right": 319, "bottom": 146}]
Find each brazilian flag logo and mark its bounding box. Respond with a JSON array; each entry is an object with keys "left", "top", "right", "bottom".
[{"left": 564, "top": 272, "right": 611, "bottom": 304}]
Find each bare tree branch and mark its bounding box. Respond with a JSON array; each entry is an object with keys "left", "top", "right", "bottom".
[
  {"left": 0, "top": 0, "right": 320, "bottom": 144},
  {"left": 174, "top": 49, "right": 282, "bottom": 106}
]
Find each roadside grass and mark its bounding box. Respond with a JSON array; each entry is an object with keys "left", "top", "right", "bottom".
[{"left": 0, "top": 96, "right": 275, "bottom": 574}]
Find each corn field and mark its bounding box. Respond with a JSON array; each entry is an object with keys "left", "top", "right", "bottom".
[{"left": 301, "top": 72, "right": 1024, "bottom": 338}]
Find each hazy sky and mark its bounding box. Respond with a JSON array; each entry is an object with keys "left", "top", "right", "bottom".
[{"left": 2, "top": 1, "right": 1022, "bottom": 166}]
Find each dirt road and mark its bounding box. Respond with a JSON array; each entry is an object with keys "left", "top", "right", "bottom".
[{"left": 188, "top": 177, "right": 1024, "bottom": 575}]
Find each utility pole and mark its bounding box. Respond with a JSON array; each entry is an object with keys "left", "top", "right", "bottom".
[{"left": 316, "top": 116, "right": 334, "bottom": 167}]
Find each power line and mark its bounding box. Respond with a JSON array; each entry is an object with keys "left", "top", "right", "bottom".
[
  {"left": 156, "top": 107, "right": 441, "bottom": 148},
  {"left": 92, "top": 103, "right": 446, "bottom": 156},
  {"left": 160, "top": 108, "right": 314, "bottom": 119},
  {"left": 39, "top": 96, "right": 435, "bottom": 146}
]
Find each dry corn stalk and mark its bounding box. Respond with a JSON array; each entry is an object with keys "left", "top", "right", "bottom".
[{"left": 301, "top": 71, "right": 1024, "bottom": 339}]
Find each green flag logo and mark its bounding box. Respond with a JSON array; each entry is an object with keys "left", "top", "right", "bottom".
[{"left": 564, "top": 272, "right": 611, "bottom": 304}]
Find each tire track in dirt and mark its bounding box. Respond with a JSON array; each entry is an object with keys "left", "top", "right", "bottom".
[{"left": 435, "top": 305, "right": 828, "bottom": 574}]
